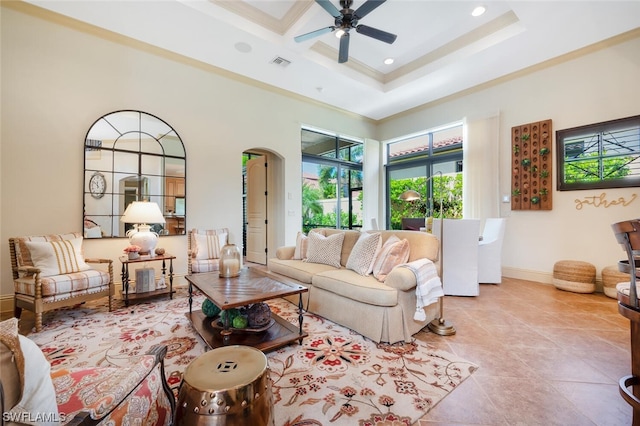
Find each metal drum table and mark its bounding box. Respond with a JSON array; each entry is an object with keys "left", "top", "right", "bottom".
[{"left": 175, "top": 345, "right": 274, "bottom": 425}]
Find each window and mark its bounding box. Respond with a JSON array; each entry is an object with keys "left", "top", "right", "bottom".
[
  {"left": 301, "top": 128, "right": 363, "bottom": 233},
  {"left": 557, "top": 115, "right": 640, "bottom": 190},
  {"left": 386, "top": 124, "right": 463, "bottom": 230}
]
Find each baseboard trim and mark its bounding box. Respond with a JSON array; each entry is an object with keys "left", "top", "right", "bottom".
[
  {"left": 0, "top": 294, "right": 14, "bottom": 317},
  {"left": 503, "top": 267, "right": 604, "bottom": 292},
  {"left": 503, "top": 267, "right": 553, "bottom": 285}
]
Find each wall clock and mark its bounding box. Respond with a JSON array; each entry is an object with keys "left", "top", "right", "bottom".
[{"left": 89, "top": 171, "right": 106, "bottom": 199}]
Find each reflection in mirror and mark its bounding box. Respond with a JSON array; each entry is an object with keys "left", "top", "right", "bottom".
[{"left": 83, "top": 110, "right": 186, "bottom": 238}]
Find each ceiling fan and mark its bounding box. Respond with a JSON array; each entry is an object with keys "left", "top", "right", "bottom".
[{"left": 294, "top": 0, "right": 397, "bottom": 63}]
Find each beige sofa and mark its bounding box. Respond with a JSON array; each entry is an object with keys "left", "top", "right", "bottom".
[{"left": 267, "top": 228, "right": 441, "bottom": 344}]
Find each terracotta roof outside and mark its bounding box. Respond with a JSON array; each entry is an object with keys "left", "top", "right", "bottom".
[{"left": 389, "top": 136, "right": 463, "bottom": 158}]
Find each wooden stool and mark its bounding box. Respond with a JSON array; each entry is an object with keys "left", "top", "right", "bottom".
[
  {"left": 602, "top": 265, "right": 630, "bottom": 299},
  {"left": 553, "top": 260, "right": 596, "bottom": 293}
]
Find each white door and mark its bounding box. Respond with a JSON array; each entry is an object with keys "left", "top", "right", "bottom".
[{"left": 246, "top": 157, "right": 267, "bottom": 264}]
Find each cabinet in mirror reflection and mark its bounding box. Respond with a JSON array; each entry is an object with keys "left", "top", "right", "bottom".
[{"left": 83, "top": 110, "right": 186, "bottom": 238}]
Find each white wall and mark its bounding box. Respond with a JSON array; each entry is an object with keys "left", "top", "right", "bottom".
[
  {"left": 0, "top": 4, "right": 377, "bottom": 299},
  {"left": 378, "top": 34, "right": 640, "bottom": 284}
]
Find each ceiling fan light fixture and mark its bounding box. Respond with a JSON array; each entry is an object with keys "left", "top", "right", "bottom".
[
  {"left": 295, "top": 0, "right": 397, "bottom": 63},
  {"left": 472, "top": 5, "right": 486, "bottom": 17}
]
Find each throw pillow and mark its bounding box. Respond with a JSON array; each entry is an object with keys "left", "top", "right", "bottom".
[
  {"left": 293, "top": 232, "right": 309, "bottom": 260},
  {"left": 25, "top": 237, "right": 91, "bottom": 277},
  {"left": 0, "top": 318, "right": 59, "bottom": 424},
  {"left": 346, "top": 232, "right": 382, "bottom": 276},
  {"left": 372, "top": 236, "right": 411, "bottom": 282},
  {"left": 11, "top": 335, "right": 59, "bottom": 425},
  {"left": 304, "top": 232, "right": 345, "bottom": 268},
  {"left": 194, "top": 231, "right": 228, "bottom": 260},
  {"left": 0, "top": 318, "right": 24, "bottom": 411}
]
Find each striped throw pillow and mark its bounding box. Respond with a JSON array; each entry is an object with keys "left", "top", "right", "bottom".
[
  {"left": 346, "top": 232, "right": 382, "bottom": 276},
  {"left": 372, "top": 236, "right": 410, "bottom": 282},
  {"left": 25, "top": 238, "right": 91, "bottom": 277},
  {"left": 194, "top": 230, "right": 228, "bottom": 260},
  {"left": 305, "top": 232, "right": 345, "bottom": 268},
  {"left": 293, "top": 232, "right": 309, "bottom": 260}
]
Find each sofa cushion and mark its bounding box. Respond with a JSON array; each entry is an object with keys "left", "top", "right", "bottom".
[
  {"left": 372, "top": 236, "right": 410, "bottom": 282},
  {"left": 346, "top": 232, "right": 382, "bottom": 276},
  {"left": 268, "top": 258, "right": 336, "bottom": 284},
  {"left": 313, "top": 269, "right": 398, "bottom": 307},
  {"left": 191, "top": 259, "right": 219, "bottom": 273},
  {"left": 14, "top": 269, "right": 111, "bottom": 298},
  {"left": 25, "top": 238, "right": 91, "bottom": 277},
  {"left": 305, "top": 232, "right": 344, "bottom": 268}
]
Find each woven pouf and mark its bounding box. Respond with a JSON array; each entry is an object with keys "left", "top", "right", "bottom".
[
  {"left": 553, "top": 260, "right": 596, "bottom": 293},
  {"left": 602, "top": 265, "right": 630, "bottom": 299}
]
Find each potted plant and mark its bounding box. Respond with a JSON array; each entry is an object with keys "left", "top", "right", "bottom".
[{"left": 124, "top": 245, "right": 142, "bottom": 260}]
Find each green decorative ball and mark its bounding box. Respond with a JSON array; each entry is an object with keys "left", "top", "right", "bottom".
[
  {"left": 202, "top": 299, "right": 221, "bottom": 318},
  {"left": 232, "top": 315, "right": 249, "bottom": 329}
]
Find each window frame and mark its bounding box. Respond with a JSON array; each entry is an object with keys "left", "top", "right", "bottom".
[
  {"left": 556, "top": 115, "right": 640, "bottom": 191},
  {"left": 301, "top": 128, "right": 364, "bottom": 231},
  {"left": 385, "top": 123, "right": 463, "bottom": 230}
]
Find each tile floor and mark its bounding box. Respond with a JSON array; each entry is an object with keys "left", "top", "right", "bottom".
[
  {"left": 414, "top": 277, "right": 632, "bottom": 425},
  {"left": 8, "top": 276, "right": 633, "bottom": 425}
]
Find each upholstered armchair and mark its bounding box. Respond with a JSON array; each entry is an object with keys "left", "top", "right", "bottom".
[
  {"left": 477, "top": 218, "right": 507, "bottom": 284},
  {"left": 0, "top": 318, "right": 175, "bottom": 425},
  {"left": 187, "top": 228, "right": 229, "bottom": 274},
  {"left": 9, "top": 233, "right": 114, "bottom": 332}
]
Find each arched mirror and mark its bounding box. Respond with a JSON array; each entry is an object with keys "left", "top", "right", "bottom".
[{"left": 83, "top": 110, "right": 186, "bottom": 238}]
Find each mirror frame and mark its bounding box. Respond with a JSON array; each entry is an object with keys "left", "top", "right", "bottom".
[{"left": 83, "top": 110, "right": 186, "bottom": 238}]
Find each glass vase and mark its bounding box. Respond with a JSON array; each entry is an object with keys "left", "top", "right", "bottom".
[{"left": 219, "top": 244, "right": 241, "bottom": 278}]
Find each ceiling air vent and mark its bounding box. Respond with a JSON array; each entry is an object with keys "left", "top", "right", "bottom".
[{"left": 270, "top": 56, "right": 291, "bottom": 67}]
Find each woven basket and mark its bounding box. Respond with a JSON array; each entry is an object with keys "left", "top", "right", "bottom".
[
  {"left": 553, "top": 260, "right": 596, "bottom": 293},
  {"left": 602, "top": 265, "right": 630, "bottom": 299}
]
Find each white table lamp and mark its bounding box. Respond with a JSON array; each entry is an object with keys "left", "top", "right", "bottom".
[{"left": 121, "top": 201, "right": 166, "bottom": 255}]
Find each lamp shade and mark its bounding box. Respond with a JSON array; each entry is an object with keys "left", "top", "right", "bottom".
[
  {"left": 120, "top": 201, "right": 166, "bottom": 225},
  {"left": 399, "top": 190, "right": 421, "bottom": 201}
]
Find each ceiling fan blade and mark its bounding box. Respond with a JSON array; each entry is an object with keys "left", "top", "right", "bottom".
[
  {"left": 338, "top": 32, "right": 350, "bottom": 63},
  {"left": 315, "top": 0, "right": 341, "bottom": 17},
  {"left": 356, "top": 24, "right": 397, "bottom": 44},
  {"left": 353, "top": 0, "right": 386, "bottom": 19},
  {"left": 294, "top": 26, "right": 335, "bottom": 43}
]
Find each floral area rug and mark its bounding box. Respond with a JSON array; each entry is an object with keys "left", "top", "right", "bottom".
[{"left": 29, "top": 290, "right": 477, "bottom": 425}]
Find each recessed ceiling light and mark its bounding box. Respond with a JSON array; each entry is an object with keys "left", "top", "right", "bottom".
[
  {"left": 472, "top": 6, "right": 486, "bottom": 17},
  {"left": 234, "top": 42, "right": 252, "bottom": 53},
  {"left": 384, "top": 58, "right": 394, "bottom": 65}
]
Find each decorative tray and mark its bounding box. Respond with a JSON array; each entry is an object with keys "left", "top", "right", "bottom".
[{"left": 210, "top": 318, "right": 275, "bottom": 333}]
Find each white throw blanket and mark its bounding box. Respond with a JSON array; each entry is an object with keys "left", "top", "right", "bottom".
[{"left": 399, "top": 258, "right": 444, "bottom": 321}]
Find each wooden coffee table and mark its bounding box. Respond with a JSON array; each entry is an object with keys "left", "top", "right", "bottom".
[{"left": 184, "top": 267, "right": 308, "bottom": 352}]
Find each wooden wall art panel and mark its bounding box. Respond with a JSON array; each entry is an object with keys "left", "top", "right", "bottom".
[{"left": 511, "top": 119, "right": 553, "bottom": 210}]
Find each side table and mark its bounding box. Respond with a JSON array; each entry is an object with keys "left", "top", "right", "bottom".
[{"left": 120, "top": 254, "right": 176, "bottom": 306}]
